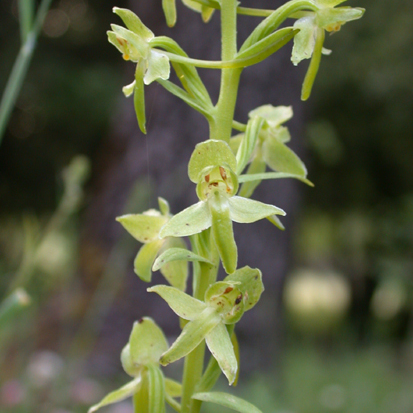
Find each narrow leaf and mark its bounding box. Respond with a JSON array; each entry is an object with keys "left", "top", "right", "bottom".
[
  {"left": 159, "top": 201, "right": 211, "bottom": 238},
  {"left": 238, "top": 157, "right": 266, "bottom": 198},
  {"left": 301, "top": 27, "right": 324, "bottom": 101},
  {"left": 234, "top": 28, "right": 298, "bottom": 68},
  {"left": 134, "top": 61, "right": 147, "bottom": 134},
  {"left": 162, "top": 0, "right": 177, "bottom": 27},
  {"left": 150, "top": 36, "right": 212, "bottom": 107},
  {"left": 160, "top": 307, "right": 220, "bottom": 366},
  {"left": 88, "top": 378, "right": 141, "bottom": 413},
  {"left": 157, "top": 79, "right": 213, "bottom": 120},
  {"left": 238, "top": 172, "right": 313, "bottom": 187},
  {"left": 205, "top": 323, "right": 237, "bottom": 385},
  {"left": 153, "top": 248, "right": 213, "bottom": 271},
  {"left": 18, "top": 0, "right": 34, "bottom": 42},
  {"left": 192, "top": 392, "right": 263, "bottom": 413},
  {"left": 148, "top": 285, "right": 206, "bottom": 320},
  {"left": 165, "top": 393, "right": 181, "bottom": 412},
  {"left": 236, "top": 117, "right": 264, "bottom": 175},
  {"left": 228, "top": 196, "right": 285, "bottom": 224}
]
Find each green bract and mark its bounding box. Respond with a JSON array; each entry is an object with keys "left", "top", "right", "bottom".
[
  {"left": 89, "top": 318, "right": 169, "bottom": 413},
  {"left": 148, "top": 266, "right": 263, "bottom": 384},
  {"left": 159, "top": 140, "right": 285, "bottom": 274},
  {"left": 117, "top": 198, "right": 189, "bottom": 291},
  {"left": 108, "top": 7, "right": 171, "bottom": 133},
  {"left": 291, "top": 0, "right": 364, "bottom": 99}
]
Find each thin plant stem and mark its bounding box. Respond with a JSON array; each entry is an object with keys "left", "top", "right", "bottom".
[
  {"left": 0, "top": 0, "right": 53, "bottom": 146},
  {"left": 210, "top": 0, "right": 241, "bottom": 143}
]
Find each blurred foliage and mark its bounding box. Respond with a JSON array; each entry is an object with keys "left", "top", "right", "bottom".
[{"left": 0, "top": 0, "right": 126, "bottom": 212}]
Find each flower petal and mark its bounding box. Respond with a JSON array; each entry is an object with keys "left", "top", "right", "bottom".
[
  {"left": 205, "top": 323, "right": 237, "bottom": 385},
  {"left": 317, "top": 7, "right": 364, "bottom": 31},
  {"left": 291, "top": 16, "right": 317, "bottom": 65},
  {"left": 158, "top": 239, "right": 189, "bottom": 291},
  {"left": 209, "top": 193, "right": 237, "bottom": 275},
  {"left": 144, "top": 50, "right": 171, "bottom": 85},
  {"left": 117, "top": 213, "right": 167, "bottom": 243},
  {"left": 262, "top": 136, "right": 307, "bottom": 176},
  {"left": 148, "top": 285, "right": 206, "bottom": 320},
  {"left": 113, "top": 7, "right": 154, "bottom": 40},
  {"left": 134, "top": 240, "right": 164, "bottom": 282},
  {"left": 248, "top": 105, "right": 293, "bottom": 129},
  {"left": 160, "top": 307, "right": 221, "bottom": 366},
  {"left": 228, "top": 196, "right": 285, "bottom": 224},
  {"left": 110, "top": 24, "right": 149, "bottom": 59},
  {"left": 129, "top": 317, "right": 169, "bottom": 366},
  {"left": 188, "top": 140, "right": 237, "bottom": 183},
  {"left": 88, "top": 377, "right": 141, "bottom": 413},
  {"left": 122, "top": 80, "right": 136, "bottom": 97},
  {"left": 224, "top": 266, "right": 264, "bottom": 311},
  {"left": 159, "top": 201, "right": 211, "bottom": 238}
]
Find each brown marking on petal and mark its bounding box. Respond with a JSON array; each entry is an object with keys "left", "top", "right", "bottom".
[
  {"left": 138, "top": 318, "right": 144, "bottom": 324},
  {"left": 224, "top": 287, "right": 233, "bottom": 294},
  {"left": 211, "top": 182, "right": 218, "bottom": 187},
  {"left": 219, "top": 166, "right": 227, "bottom": 180},
  {"left": 205, "top": 174, "right": 210, "bottom": 183},
  {"left": 235, "top": 294, "right": 243, "bottom": 305}
]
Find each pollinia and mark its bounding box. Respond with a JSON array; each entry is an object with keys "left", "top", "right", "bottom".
[{"left": 89, "top": 1, "right": 364, "bottom": 412}]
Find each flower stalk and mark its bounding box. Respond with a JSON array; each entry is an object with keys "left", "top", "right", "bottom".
[{"left": 90, "top": 1, "right": 365, "bottom": 412}]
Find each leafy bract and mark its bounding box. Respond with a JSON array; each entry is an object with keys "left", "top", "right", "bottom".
[{"left": 192, "top": 392, "right": 263, "bottom": 413}]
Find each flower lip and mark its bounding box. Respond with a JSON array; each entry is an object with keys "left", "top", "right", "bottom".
[{"left": 196, "top": 164, "right": 239, "bottom": 201}]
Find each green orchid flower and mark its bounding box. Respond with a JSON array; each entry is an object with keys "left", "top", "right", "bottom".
[
  {"left": 117, "top": 197, "right": 189, "bottom": 291},
  {"left": 158, "top": 140, "right": 285, "bottom": 274},
  {"left": 230, "top": 105, "right": 310, "bottom": 200},
  {"left": 89, "top": 317, "right": 182, "bottom": 413},
  {"left": 291, "top": 0, "right": 364, "bottom": 99},
  {"left": 108, "top": 7, "right": 171, "bottom": 133},
  {"left": 149, "top": 266, "right": 264, "bottom": 385}
]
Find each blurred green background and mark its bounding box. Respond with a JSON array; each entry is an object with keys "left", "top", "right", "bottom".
[{"left": 0, "top": 0, "right": 413, "bottom": 412}]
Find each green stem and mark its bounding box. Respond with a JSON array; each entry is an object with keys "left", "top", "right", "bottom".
[
  {"left": 210, "top": 0, "right": 241, "bottom": 143},
  {"left": 0, "top": 0, "right": 53, "bottom": 146}
]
